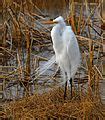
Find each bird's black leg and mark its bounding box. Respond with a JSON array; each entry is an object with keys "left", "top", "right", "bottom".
[
  {"left": 69, "top": 78, "right": 72, "bottom": 98},
  {"left": 64, "top": 81, "right": 67, "bottom": 100}
]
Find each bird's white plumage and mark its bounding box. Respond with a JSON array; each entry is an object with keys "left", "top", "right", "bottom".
[
  {"left": 34, "top": 16, "right": 81, "bottom": 86},
  {"left": 51, "top": 16, "right": 81, "bottom": 82}
]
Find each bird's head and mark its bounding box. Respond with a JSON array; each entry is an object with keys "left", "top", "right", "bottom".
[
  {"left": 43, "top": 16, "right": 65, "bottom": 25},
  {"left": 53, "top": 16, "right": 64, "bottom": 23}
]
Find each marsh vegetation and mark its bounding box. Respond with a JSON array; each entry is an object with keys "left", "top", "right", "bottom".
[{"left": 0, "top": 0, "right": 104, "bottom": 119}]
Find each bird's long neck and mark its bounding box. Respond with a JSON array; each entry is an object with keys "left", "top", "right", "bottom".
[
  {"left": 51, "top": 22, "right": 66, "bottom": 44},
  {"left": 54, "top": 22, "right": 66, "bottom": 33}
]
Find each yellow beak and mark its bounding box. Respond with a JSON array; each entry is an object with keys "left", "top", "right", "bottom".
[{"left": 42, "top": 20, "right": 58, "bottom": 24}]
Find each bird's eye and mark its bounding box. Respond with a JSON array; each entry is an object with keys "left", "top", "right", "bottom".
[{"left": 50, "top": 18, "right": 53, "bottom": 21}]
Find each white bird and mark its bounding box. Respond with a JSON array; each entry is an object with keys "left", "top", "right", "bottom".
[{"left": 43, "top": 16, "right": 81, "bottom": 99}]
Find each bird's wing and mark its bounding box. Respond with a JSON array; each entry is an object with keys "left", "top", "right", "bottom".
[{"left": 64, "top": 26, "right": 81, "bottom": 77}]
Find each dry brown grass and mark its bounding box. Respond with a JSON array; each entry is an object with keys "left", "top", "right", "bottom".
[{"left": 1, "top": 87, "right": 104, "bottom": 119}]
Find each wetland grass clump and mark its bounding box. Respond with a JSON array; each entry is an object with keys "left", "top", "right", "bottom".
[{"left": 2, "top": 87, "right": 104, "bottom": 119}]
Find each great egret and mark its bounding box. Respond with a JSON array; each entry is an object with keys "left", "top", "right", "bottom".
[{"left": 43, "top": 16, "right": 81, "bottom": 99}]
